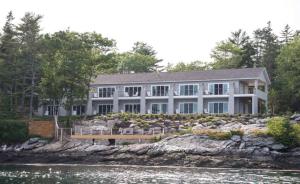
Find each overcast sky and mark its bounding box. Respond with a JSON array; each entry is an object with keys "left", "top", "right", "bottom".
[{"left": 0, "top": 0, "right": 299, "bottom": 66}]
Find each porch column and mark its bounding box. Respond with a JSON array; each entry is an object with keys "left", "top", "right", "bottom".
[
  {"left": 252, "top": 96, "right": 258, "bottom": 114},
  {"left": 228, "top": 82, "right": 235, "bottom": 115},
  {"left": 86, "top": 92, "right": 93, "bottom": 115},
  {"left": 140, "top": 86, "right": 146, "bottom": 114},
  {"left": 254, "top": 79, "right": 258, "bottom": 91},
  {"left": 113, "top": 90, "right": 119, "bottom": 113},
  {"left": 197, "top": 83, "right": 203, "bottom": 114},
  {"left": 265, "top": 83, "right": 269, "bottom": 113},
  {"left": 168, "top": 84, "right": 174, "bottom": 115}
]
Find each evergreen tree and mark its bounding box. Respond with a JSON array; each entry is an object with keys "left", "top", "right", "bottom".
[
  {"left": 166, "top": 61, "right": 210, "bottom": 72},
  {"left": 229, "top": 29, "right": 256, "bottom": 68},
  {"left": 280, "top": 24, "right": 294, "bottom": 44},
  {"left": 211, "top": 41, "right": 243, "bottom": 69},
  {"left": 117, "top": 42, "right": 162, "bottom": 73},
  {"left": 0, "top": 11, "right": 19, "bottom": 115},
  {"left": 253, "top": 21, "right": 280, "bottom": 81},
  {"left": 17, "top": 12, "right": 42, "bottom": 119}
]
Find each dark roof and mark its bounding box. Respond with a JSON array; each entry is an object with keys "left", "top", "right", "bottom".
[{"left": 91, "top": 68, "right": 268, "bottom": 85}]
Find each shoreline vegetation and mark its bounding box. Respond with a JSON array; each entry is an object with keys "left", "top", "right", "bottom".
[{"left": 1, "top": 114, "right": 300, "bottom": 169}]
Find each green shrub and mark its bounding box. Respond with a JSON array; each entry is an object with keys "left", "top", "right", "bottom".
[
  {"left": 177, "top": 127, "right": 192, "bottom": 135},
  {"left": 290, "top": 124, "right": 300, "bottom": 146},
  {"left": 230, "top": 129, "right": 244, "bottom": 137},
  {"left": 251, "top": 129, "right": 268, "bottom": 137},
  {"left": 208, "top": 131, "right": 232, "bottom": 140},
  {"left": 0, "top": 120, "right": 28, "bottom": 143},
  {"left": 267, "top": 117, "right": 300, "bottom": 147},
  {"left": 150, "top": 136, "right": 161, "bottom": 143},
  {"left": 193, "top": 129, "right": 232, "bottom": 140}
]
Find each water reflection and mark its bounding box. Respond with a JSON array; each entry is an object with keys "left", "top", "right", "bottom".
[{"left": 0, "top": 164, "right": 299, "bottom": 183}]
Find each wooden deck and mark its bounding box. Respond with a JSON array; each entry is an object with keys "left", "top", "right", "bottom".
[{"left": 71, "top": 134, "right": 162, "bottom": 140}]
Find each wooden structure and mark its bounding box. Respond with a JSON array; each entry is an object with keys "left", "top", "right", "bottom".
[{"left": 71, "top": 134, "right": 161, "bottom": 140}]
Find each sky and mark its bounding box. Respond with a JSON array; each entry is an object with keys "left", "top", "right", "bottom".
[{"left": 0, "top": 0, "right": 299, "bottom": 66}]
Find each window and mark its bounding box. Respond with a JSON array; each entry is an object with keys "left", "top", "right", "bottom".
[
  {"left": 179, "top": 103, "right": 197, "bottom": 114},
  {"left": 47, "top": 105, "right": 59, "bottom": 116},
  {"left": 124, "top": 86, "right": 141, "bottom": 97},
  {"left": 208, "top": 102, "right": 228, "bottom": 114},
  {"left": 179, "top": 84, "right": 198, "bottom": 96},
  {"left": 99, "top": 104, "right": 113, "bottom": 115},
  {"left": 208, "top": 83, "right": 229, "bottom": 95},
  {"left": 152, "top": 85, "right": 169, "bottom": 96},
  {"left": 72, "top": 105, "right": 85, "bottom": 115},
  {"left": 98, "top": 87, "right": 115, "bottom": 98},
  {"left": 125, "top": 104, "right": 140, "bottom": 113},
  {"left": 152, "top": 103, "right": 168, "bottom": 114}
]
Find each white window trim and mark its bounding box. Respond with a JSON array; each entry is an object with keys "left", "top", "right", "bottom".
[
  {"left": 98, "top": 104, "right": 113, "bottom": 115},
  {"left": 46, "top": 105, "right": 59, "bottom": 116},
  {"left": 208, "top": 82, "right": 230, "bottom": 95},
  {"left": 178, "top": 102, "right": 197, "bottom": 114},
  {"left": 150, "top": 103, "right": 168, "bottom": 114},
  {"left": 124, "top": 103, "right": 141, "bottom": 113},
  {"left": 178, "top": 83, "right": 199, "bottom": 96},
  {"left": 208, "top": 101, "right": 229, "bottom": 114},
  {"left": 97, "top": 86, "right": 116, "bottom": 98},
  {"left": 72, "top": 105, "right": 86, "bottom": 116},
  {"left": 123, "top": 85, "right": 143, "bottom": 97},
  {"left": 150, "top": 85, "right": 170, "bottom": 96}
]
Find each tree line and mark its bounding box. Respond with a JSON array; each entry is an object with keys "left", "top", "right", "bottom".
[
  {"left": 0, "top": 11, "right": 299, "bottom": 119},
  {"left": 0, "top": 11, "right": 161, "bottom": 119}
]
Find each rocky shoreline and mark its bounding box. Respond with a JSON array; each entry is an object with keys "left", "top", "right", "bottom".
[{"left": 1, "top": 134, "right": 300, "bottom": 169}]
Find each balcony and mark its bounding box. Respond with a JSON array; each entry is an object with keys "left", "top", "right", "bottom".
[
  {"left": 145, "top": 90, "right": 169, "bottom": 99},
  {"left": 118, "top": 90, "right": 142, "bottom": 99},
  {"left": 174, "top": 90, "right": 198, "bottom": 98}
]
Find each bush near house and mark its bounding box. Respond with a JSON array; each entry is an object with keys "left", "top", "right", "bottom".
[
  {"left": 267, "top": 117, "right": 300, "bottom": 147},
  {"left": 0, "top": 120, "right": 28, "bottom": 143}
]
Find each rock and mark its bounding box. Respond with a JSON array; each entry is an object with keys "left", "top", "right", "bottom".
[
  {"left": 219, "top": 122, "right": 243, "bottom": 132},
  {"left": 0, "top": 145, "right": 7, "bottom": 152},
  {"left": 191, "top": 124, "right": 203, "bottom": 131},
  {"left": 290, "top": 114, "right": 300, "bottom": 120},
  {"left": 85, "top": 145, "right": 110, "bottom": 152},
  {"left": 295, "top": 117, "right": 300, "bottom": 122},
  {"left": 239, "top": 142, "right": 246, "bottom": 149},
  {"left": 107, "top": 119, "right": 116, "bottom": 128},
  {"left": 270, "top": 144, "right": 286, "bottom": 151},
  {"left": 231, "top": 135, "right": 241, "bottom": 142},
  {"left": 28, "top": 137, "right": 40, "bottom": 145}
]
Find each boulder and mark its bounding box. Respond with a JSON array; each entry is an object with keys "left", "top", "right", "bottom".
[
  {"left": 231, "top": 135, "right": 241, "bottom": 142},
  {"left": 270, "top": 144, "right": 286, "bottom": 151},
  {"left": 28, "top": 137, "right": 40, "bottom": 145},
  {"left": 290, "top": 114, "right": 300, "bottom": 120},
  {"left": 191, "top": 124, "right": 204, "bottom": 131}
]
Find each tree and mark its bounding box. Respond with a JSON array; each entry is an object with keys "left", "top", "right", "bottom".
[
  {"left": 117, "top": 42, "right": 162, "bottom": 73},
  {"left": 79, "top": 32, "right": 115, "bottom": 118},
  {"left": 0, "top": 11, "right": 19, "bottom": 114},
  {"left": 39, "top": 31, "right": 115, "bottom": 119},
  {"left": 274, "top": 36, "right": 300, "bottom": 113},
  {"left": 280, "top": 24, "right": 294, "bottom": 44},
  {"left": 229, "top": 29, "right": 256, "bottom": 68},
  {"left": 166, "top": 60, "right": 210, "bottom": 72},
  {"left": 252, "top": 22, "right": 280, "bottom": 81},
  {"left": 211, "top": 41, "right": 243, "bottom": 69},
  {"left": 17, "top": 12, "right": 42, "bottom": 119}
]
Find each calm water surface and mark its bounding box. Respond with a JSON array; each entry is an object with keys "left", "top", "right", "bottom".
[{"left": 0, "top": 164, "right": 300, "bottom": 183}]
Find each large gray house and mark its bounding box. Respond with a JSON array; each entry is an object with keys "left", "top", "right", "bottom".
[{"left": 37, "top": 67, "right": 270, "bottom": 116}]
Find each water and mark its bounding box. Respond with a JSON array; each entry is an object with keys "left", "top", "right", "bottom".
[{"left": 0, "top": 164, "right": 299, "bottom": 184}]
